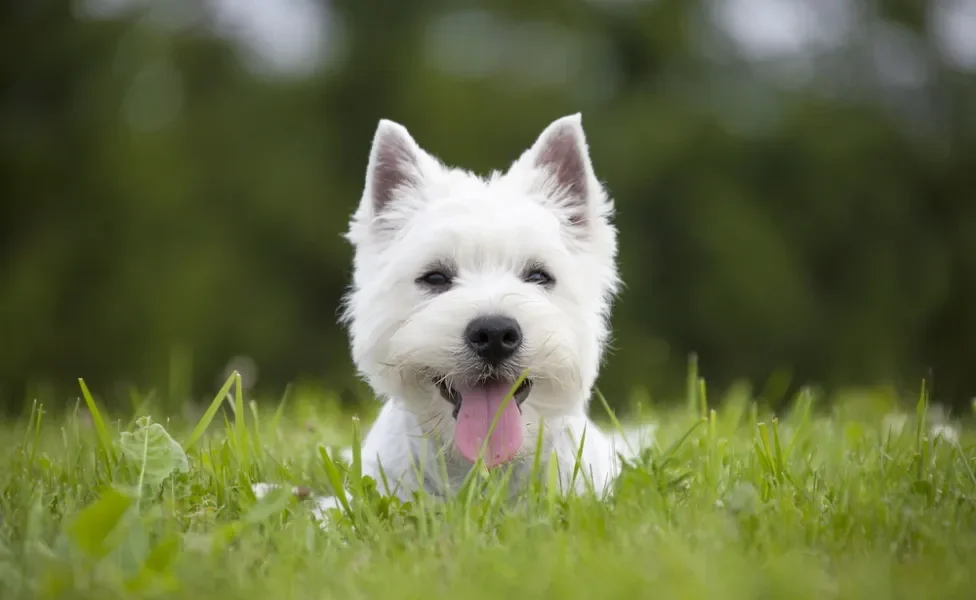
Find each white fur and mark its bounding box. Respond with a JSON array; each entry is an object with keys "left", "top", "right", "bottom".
[{"left": 254, "top": 114, "right": 653, "bottom": 518}]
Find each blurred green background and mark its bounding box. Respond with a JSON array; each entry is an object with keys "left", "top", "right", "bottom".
[{"left": 2, "top": 0, "right": 976, "bottom": 413}]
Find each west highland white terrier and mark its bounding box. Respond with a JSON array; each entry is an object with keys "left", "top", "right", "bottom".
[{"left": 255, "top": 114, "right": 653, "bottom": 516}]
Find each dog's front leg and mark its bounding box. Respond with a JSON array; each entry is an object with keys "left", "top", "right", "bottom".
[
  {"left": 250, "top": 479, "right": 350, "bottom": 525},
  {"left": 250, "top": 401, "right": 426, "bottom": 526}
]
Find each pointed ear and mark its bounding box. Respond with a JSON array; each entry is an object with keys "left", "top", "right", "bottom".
[
  {"left": 517, "top": 113, "right": 605, "bottom": 231},
  {"left": 362, "top": 119, "right": 427, "bottom": 219}
]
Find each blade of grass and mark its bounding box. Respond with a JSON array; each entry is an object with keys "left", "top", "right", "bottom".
[
  {"left": 184, "top": 372, "right": 237, "bottom": 452},
  {"left": 595, "top": 387, "right": 634, "bottom": 457},
  {"left": 530, "top": 417, "right": 547, "bottom": 496},
  {"left": 570, "top": 425, "right": 587, "bottom": 492},
  {"left": 698, "top": 378, "right": 708, "bottom": 420},
  {"left": 317, "top": 446, "right": 352, "bottom": 519},
  {"left": 78, "top": 379, "right": 117, "bottom": 466},
  {"left": 233, "top": 372, "right": 249, "bottom": 472},
  {"left": 349, "top": 416, "right": 364, "bottom": 501},
  {"left": 270, "top": 384, "right": 291, "bottom": 437},
  {"left": 686, "top": 353, "right": 699, "bottom": 416},
  {"left": 248, "top": 400, "right": 263, "bottom": 462},
  {"left": 916, "top": 378, "right": 929, "bottom": 481}
]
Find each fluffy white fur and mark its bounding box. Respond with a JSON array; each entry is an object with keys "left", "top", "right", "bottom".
[{"left": 255, "top": 114, "right": 652, "bottom": 517}]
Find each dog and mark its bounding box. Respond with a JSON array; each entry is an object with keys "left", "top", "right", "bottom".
[{"left": 255, "top": 114, "right": 652, "bottom": 517}]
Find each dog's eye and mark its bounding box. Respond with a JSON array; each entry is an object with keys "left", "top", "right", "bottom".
[
  {"left": 418, "top": 271, "right": 452, "bottom": 288},
  {"left": 524, "top": 269, "right": 554, "bottom": 286}
]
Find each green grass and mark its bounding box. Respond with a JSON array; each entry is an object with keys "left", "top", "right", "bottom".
[{"left": 2, "top": 374, "right": 976, "bottom": 599}]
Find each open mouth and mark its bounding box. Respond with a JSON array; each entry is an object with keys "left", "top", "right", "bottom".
[
  {"left": 437, "top": 377, "right": 532, "bottom": 417},
  {"left": 434, "top": 376, "right": 532, "bottom": 468}
]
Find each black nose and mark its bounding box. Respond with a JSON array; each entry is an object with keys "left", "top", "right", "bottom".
[{"left": 464, "top": 315, "right": 522, "bottom": 366}]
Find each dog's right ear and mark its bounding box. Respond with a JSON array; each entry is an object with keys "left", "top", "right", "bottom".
[{"left": 362, "top": 120, "right": 428, "bottom": 219}]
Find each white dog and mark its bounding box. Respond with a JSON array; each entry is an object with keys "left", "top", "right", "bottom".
[{"left": 256, "top": 114, "right": 652, "bottom": 516}]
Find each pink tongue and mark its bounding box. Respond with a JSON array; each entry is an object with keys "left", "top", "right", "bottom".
[{"left": 454, "top": 380, "right": 524, "bottom": 468}]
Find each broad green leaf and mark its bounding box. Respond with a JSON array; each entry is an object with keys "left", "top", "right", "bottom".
[
  {"left": 143, "top": 535, "right": 180, "bottom": 573},
  {"left": 67, "top": 487, "right": 135, "bottom": 558},
  {"left": 119, "top": 417, "right": 189, "bottom": 489},
  {"left": 126, "top": 534, "right": 181, "bottom": 593}
]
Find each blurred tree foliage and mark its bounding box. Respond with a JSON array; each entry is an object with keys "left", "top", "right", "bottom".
[{"left": 2, "top": 0, "right": 975, "bottom": 411}]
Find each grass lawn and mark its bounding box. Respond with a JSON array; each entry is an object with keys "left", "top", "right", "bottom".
[{"left": 2, "top": 374, "right": 976, "bottom": 599}]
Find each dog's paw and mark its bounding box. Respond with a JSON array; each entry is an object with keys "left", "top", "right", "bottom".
[
  {"left": 251, "top": 482, "right": 281, "bottom": 499},
  {"left": 609, "top": 423, "right": 657, "bottom": 462},
  {"left": 251, "top": 482, "right": 312, "bottom": 500},
  {"left": 336, "top": 446, "right": 354, "bottom": 464},
  {"left": 309, "top": 494, "right": 344, "bottom": 521},
  {"left": 251, "top": 482, "right": 347, "bottom": 530}
]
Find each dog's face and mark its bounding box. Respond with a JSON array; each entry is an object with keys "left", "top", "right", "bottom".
[{"left": 343, "top": 114, "right": 619, "bottom": 467}]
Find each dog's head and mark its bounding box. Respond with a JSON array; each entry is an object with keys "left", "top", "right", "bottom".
[{"left": 342, "top": 114, "right": 619, "bottom": 468}]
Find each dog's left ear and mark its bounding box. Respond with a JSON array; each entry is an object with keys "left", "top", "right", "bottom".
[{"left": 514, "top": 113, "right": 608, "bottom": 235}]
